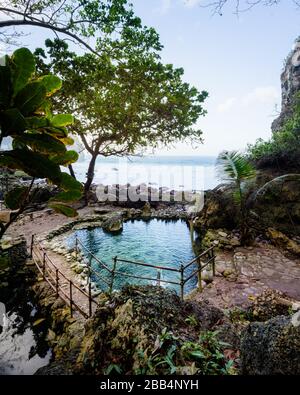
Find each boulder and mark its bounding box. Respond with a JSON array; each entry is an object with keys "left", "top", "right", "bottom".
[
  {"left": 0, "top": 210, "right": 11, "bottom": 224},
  {"left": 267, "top": 227, "right": 300, "bottom": 256},
  {"left": 102, "top": 214, "right": 123, "bottom": 233},
  {"left": 241, "top": 313, "right": 300, "bottom": 375}
]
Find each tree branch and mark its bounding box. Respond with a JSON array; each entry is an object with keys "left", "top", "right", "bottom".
[{"left": 0, "top": 18, "right": 99, "bottom": 56}]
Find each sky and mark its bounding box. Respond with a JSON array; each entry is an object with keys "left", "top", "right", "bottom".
[{"left": 2, "top": 0, "right": 300, "bottom": 156}]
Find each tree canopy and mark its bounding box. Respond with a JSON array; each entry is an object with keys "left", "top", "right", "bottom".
[
  {"left": 0, "top": 0, "right": 161, "bottom": 55},
  {"left": 198, "top": 0, "right": 299, "bottom": 15},
  {"left": 35, "top": 39, "right": 208, "bottom": 196}
]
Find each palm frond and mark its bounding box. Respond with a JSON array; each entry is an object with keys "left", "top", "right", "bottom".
[
  {"left": 216, "top": 150, "right": 256, "bottom": 183},
  {"left": 251, "top": 173, "right": 300, "bottom": 203}
]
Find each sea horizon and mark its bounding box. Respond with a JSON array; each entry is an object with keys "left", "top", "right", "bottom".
[{"left": 73, "top": 154, "right": 219, "bottom": 191}]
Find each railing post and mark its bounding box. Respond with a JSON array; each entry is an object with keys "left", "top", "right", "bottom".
[
  {"left": 211, "top": 248, "right": 216, "bottom": 277},
  {"left": 88, "top": 282, "right": 92, "bottom": 318},
  {"left": 30, "top": 234, "right": 35, "bottom": 258},
  {"left": 197, "top": 258, "right": 202, "bottom": 292},
  {"left": 42, "top": 251, "right": 46, "bottom": 278},
  {"left": 75, "top": 236, "right": 78, "bottom": 260},
  {"left": 156, "top": 270, "right": 161, "bottom": 287},
  {"left": 69, "top": 280, "right": 73, "bottom": 317},
  {"left": 180, "top": 264, "right": 184, "bottom": 301},
  {"left": 109, "top": 256, "right": 117, "bottom": 294},
  {"left": 88, "top": 253, "right": 92, "bottom": 286},
  {"left": 55, "top": 268, "right": 59, "bottom": 297}
]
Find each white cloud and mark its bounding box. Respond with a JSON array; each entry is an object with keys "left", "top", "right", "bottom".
[
  {"left": 242, "top": 86, "right": 279, "bottom": 106},
  {"left": 217, "top": 97, "right": 237, "bottom": 113}
]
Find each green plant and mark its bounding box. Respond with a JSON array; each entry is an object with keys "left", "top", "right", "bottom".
[
  {"left": 0, "top": 47, "right": 82, "bottom": 238},
  {"left": 216, "top": 150, "right": 256, "bottom": 244},
  {"left": 135, "top": 328, "right": 237, "bottom": 375}
]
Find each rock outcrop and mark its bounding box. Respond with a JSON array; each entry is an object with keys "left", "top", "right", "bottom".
[
  {"left": 241, "top": 313, "right": 300, "bottom": 375},
  {"left": 272, "top": 38, "right": 300, "bottom": 132}
]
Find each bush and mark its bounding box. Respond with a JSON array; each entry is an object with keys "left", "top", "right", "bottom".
[{"left": 248, "top": 103, "right": 300, "bottom": 170}]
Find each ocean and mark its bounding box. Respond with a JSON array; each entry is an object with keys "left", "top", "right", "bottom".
[{"left": 72, "top": 155, "right": 219, "bottom": 191}]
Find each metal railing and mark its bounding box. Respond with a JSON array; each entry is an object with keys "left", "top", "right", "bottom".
[
  {"left": 30, "top": 235, "right": 100, "bottom": 319},
  {"left": 75, "top": 236, "right": 216, "bottom": 301}
]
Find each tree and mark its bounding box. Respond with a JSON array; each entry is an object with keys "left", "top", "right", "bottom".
[
  {"left": 0, "top": 0, "right": 156, "bottom": 55},
  {"left": 216, "top": 150, "right": 256, "bottom": 244},
  {"left": 0, "top": 47, "right": 82, "bottom": 239},
  {"left": 35, "top": 39, "right": 208, "bottom": 201},
  {"left": 198, "top": 0, "right": 300, "bottom": 15}
]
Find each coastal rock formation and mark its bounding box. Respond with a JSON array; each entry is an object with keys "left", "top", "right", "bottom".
[
  {"left": 241, "top": 313, "right": 300, "bottom": 375},
  {"left": 102, "top": 214, "right": 123, "bottom": 233},
  {"left": 272, "top": 38, "right": 300, "bottom": 132}
]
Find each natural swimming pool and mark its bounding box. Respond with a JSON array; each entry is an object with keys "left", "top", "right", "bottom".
[{"left": 67, "top": 219, "right": 198, "bottom": 294}]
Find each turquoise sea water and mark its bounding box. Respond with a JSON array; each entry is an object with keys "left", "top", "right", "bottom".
[
  {"left": 72, "top": 155, "right": 218, "bottom": 191},
  {"left": 68, "top": 219, "right": 198, "bottom": 295}
]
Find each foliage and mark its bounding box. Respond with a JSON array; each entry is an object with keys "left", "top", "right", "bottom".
[
  {"left": 35, "top": 39, "right": 208, "bottom": 197},
  {"left": 248, "top": 104, "right": 300, "bottom": 170},
  {"left": 0, "top": 1, "right": 155, "bottom": 56},
  {"left": 216, "top": 151, "right": 256, "bottom": 243},
  {"left": 135, "top": 328, "right": 236, "bottom": 375},
  {"left": 0, "top": 47, "right": 82, "bottom": 237}
]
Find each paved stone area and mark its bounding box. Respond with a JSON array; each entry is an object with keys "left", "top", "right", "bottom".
[{"left": 194, "top": 243, "right": 300, "bottom": 309}]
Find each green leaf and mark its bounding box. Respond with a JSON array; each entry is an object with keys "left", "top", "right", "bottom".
[
  {"left": 51, "top": 189, "right": 82, "bottom": 203},
  {"left": 14, "top": 81, "right": 47, "bottom": 116},
  {"left": 51, "top": 114, "right": 74, "bottom": 127},
  {"left": 11, "top": 48, "right": 35, "bottom": 96},
  {"left": 38, "top": 75, "right": 62, "bottom": 96},
  {"left": 60, "top": 172, "right": 83, "bottom": 192},
  {"left": 0, "top": 150, "right": 62, "bottom": 183},
  {"left": 4, "top": 186, "right": 29, "bottom": 210},
  {"left": 51, "top": 151, "right": 79, "bottom": 166},
  {"left": 48, "top": 203, "right": 78, "bottom": 217},
  {"left": 26, "top": 116, "right": 50, "bottom": 129},
  {"left": 0, "top": 66, "right": 11, "bottom": 107},
  {"left": 0, "top": 108, "right": 26, "bottom": 135},
  {"left": 16, "top": 133, "right": 66, "bottom": 154}
]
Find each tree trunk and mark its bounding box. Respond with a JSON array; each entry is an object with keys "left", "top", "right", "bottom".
[
  {"left": 68, "top": 164, "right": 77, "bottom": 179},
  {"left": 84, "top": 154, "right": 98, "bottom": 205}
]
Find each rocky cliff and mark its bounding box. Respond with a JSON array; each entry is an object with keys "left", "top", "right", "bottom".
[{"left": 272, "top": 38, "right": 300, "bottom": 132}]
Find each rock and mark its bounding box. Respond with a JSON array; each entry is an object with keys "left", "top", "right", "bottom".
[
  {"left": 0, "top": 210, "right": 11, "bottom": 224},
  {"left": 248, "top": 289, "right": 292, "bottom": 321},
  {"left": 202, "top": 270, "right": 213, "bottom": 283},
  {"left": 141, "top": 202, "right": 151, "bottom": 218},
  {"left": 102, "top": 214, "right": 123, "bottom": 233},
  {"left": 241, "top": 314, "right": 300, "bottom": 375},
  {"left": 272, "top": 38, "right": 300, "bottom": 132},
  {"left": 267, "top": 227, "right": 300, "bottom": 256},
  {"left": 218, "top": 231, "right": 228, "bottom": 238}
]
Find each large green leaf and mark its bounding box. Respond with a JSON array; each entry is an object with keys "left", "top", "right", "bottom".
[
  {"left": 51, "top": 150, "right": 79, "bottom": 166},
  {"left": 15, "top": 133, "right": 66, "bottom": 154},
  {"left": 38, "top": 75, "right": 62, "bottom": 96},
  {"left": 11, "top": 48, "right": 35, "bottom": 96},
  {"left": 48, "top": 203, "right": 78, "bottom": 217},
  {"left": 51, "top": 189, "right": 82, "bottom": 203},
  {"left": 26, "top": 116, "right": 50, "bottom": 129},
  {"left": 0, "top": 66, "right": 11, "bottom": 107},
  {"left": 0, "top": 108, "right": 26, "bottom": 135},
  {"left": 14, "top": 81, "right": 47, "bottom": 116},
  {"left": 51, "top": 114, "right": 74, "bottom": 127},
  {"left": 4, "top": 186, "right": 28, "bottom": 210},
  {"left": 60, "top": 172, "right": 83, "bottom": 192},
  {"left": 0, "top": 150, "right": 62, "bottom": 183}
]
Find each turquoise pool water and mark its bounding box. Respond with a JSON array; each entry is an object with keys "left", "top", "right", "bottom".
[{"left": 68, "top": 219, "right": 198, "bottom": 295}]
